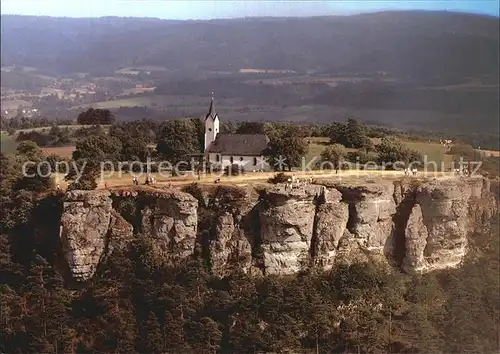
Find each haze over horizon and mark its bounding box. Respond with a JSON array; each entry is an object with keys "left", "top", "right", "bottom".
[{"left": 1, "top": 0, "right": 499, "bottom": 19}]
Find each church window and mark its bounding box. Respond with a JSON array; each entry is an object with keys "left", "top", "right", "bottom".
[
  {"left": 240, "top": 157, "right": 244, "bottom": 161},
  {"left": 253, "top": 157, "right": 257, "bottom": 166},
  {"left": 230, "top": 156, "right": 234, "bottom": 164},
  {"left": 208, "top": 128, "right": 212, "bottom": 132},
  {"left": 216, "top": 154, "right": 220, "bottom": 162}
]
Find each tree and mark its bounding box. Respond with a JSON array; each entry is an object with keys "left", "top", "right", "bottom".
[
  {"left": 14, "top": 142, "right": 53, "bottom": 192},
  {"left": 236, "top": 121, "right": 265, "bottom": 134},
  {"left": 344, "top": 117, "right": 365, "bottom": 147},
  {"left": 45, "top": 154, "right": 64, "bottom": 172},
  {"left": 194, "top": 317, "right": 223, "bottom": 353},
  {"left": 48, "top": 124, "right": 61, "bottom": 138},
  {"left": 329, "top": 118, "right": 371, "bottom": 149},
  {"left": 346, "top": 149, "right": 379, "bottom": 166},
  {"left": 66, "top": 169, "right": 98, "bottom": 191},
  {"left": 264, "top": 125, "right": 307, "bottom": 171},
  {"left": 73, "top": 135, "right": 122, "bottom": 162},
  {"left": 448, "top": 143, "right": 475, "bottom": 159},
  {"left": 156, "top": 119, "right": 201, "bottom": 164},
  {"left": 329, "top": 122, "right": 347, "bottom": 145},
  {"left": 190, "top": 117, "right": 205, "bottom": 153},
  {"left": 22, "top": 256, "right": 75, "bottom": 353},
  {"left": 121, "top": 137, "right": 149, "bottom": 162},
  {"left": 89, "top": 277, "right": 137, "bottom": 353},
  {"left": 448, "top": 143, "right": 477, "bottom": 166},
  {"left": 403, "top": 275, "right": 446, "bottom": 352},
  {"left": 375, "top": 136, "right": 422, "bottom": 168},
  {"left": 218, "top": 121, "right": 236, "bottom": 133},
  {"left": 0, "top": 189, "right": 36, "bottom": 232},
  {"left": 319, "top": 144, "right": 347, "bottom": 170},
  {"left": 140, "top": 311, "right": 164, "bottom": 353},
  {"left": 16, "top": 141, "right": 43, "bottom": 161},
  {"left": 77, "top": 108, "right": 115, "bottom": 125},
  {"left": 1, "top": 153, "right": 22, "bottom": 194},
  {"left": 16, "top": 131, "right": 51, "bottom": 147}
]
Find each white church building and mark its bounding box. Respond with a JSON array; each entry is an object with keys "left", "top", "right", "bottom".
[{"left": 204, "top": 94, "right": 271, "bottom": 171}]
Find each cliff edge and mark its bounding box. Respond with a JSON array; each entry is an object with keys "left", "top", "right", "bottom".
[{"left": 58, "top": 177, "right": 497, "bottom": 281}]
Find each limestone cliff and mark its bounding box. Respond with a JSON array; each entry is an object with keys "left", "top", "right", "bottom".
[
  {"left": 313, "top": 188, "right": 349, "bottom": 270},
  {"left": 258, "top": 185, "right": 319, "bottom": 275},
  {"left": 58, "top": 176, "right": 496, "bottom": 281},
  {"left": 207, "top": 187, "right": 257, "bottom": 277},
  {"left": 403, "top": 177, "right": 497, "bottom": 273},
  {"left": 138, "top": 189, "right": 198, "bottom": 261},
  {"left": 60, "top": 190, "right": 113, "bottom": 281}
]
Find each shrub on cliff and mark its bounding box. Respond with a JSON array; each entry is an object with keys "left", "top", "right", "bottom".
[
  {"left": 67, "top": 170, "right": 98, "bottom": 191},
  {"left": 181, "top": 183, "right": 205, "bottom": 205},
  {"left": 211, "top": 185, "right": 248, "bottom": 213},
  {"left": 268, "top": 172, "right": 289, "bottom": 184}
]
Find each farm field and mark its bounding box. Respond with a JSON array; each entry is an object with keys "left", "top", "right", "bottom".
[
  {"left": 71, "top": 95, "right": 213, "bottom": 110},
  {"left": 404, "top": 141, "right": 454, "bottom": 167},
  {"left": 0, "top": 125, "right": 110, "bottom": 155},
  {"left": 42, "top": 146, "right": 76, "bottom": 158},
  {"left": 305, "top": 137, "right": 456, "bottom": 169},
  {"left": 0, "top": 99, "right": 32, "bottom": 110},
  {"left": 15, "top": 125, "right": 109, "bottom": 133},
  {"left": 115, "top": 65, "right": 168, "bottom": 73}
]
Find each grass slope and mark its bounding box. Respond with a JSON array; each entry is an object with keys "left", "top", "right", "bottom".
[{"left": 0, "top": 131, "right": 18, "bottom": 154}]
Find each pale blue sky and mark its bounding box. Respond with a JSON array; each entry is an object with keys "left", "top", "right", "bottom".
[{"left": 1, "top": 0, "right": 499, "bottom": 19}]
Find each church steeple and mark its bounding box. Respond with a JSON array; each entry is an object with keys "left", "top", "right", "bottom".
[
  {"left": 205, "top": 91, "right": 216, "bottom": 121},
  {"left": 204, "top": 92, "right": 219, "bottom": 151}
]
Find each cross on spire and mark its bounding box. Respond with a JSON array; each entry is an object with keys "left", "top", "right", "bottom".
[{"left": 206, "top": 91, "right": 216, "bottom": 120}]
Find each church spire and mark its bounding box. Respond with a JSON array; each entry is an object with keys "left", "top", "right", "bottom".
[{"left": 206, "top": 91, "right": 216, "bottom": 120}]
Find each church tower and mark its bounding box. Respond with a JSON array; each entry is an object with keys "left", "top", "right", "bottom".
[{"left": 204, "top": 92, "right": 219, "bottom": 151}]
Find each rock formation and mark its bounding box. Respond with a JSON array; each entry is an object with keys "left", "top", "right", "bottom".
[
  {"left": 139, "top": 189, "right": 198, "bottom": 261},
  {"left": 402, "top": 204, "right": 428, "bottom": 272},
  {"left": 334, "top": 181, "right": 397, "bottom": 253},
  {"left": 258, "top": 185, "right": 319, "bottom": 275},
  {"left": 209, "top": 212, "right": 252, "bottom": 277},
  {"left": 313, "top": 188, "right": 349, "bottom": 270},
  {"left": 57, "top": 176, "right": 496, "bottom": 281},
  {"left": 402, "top": 177, "right": 498, "bottom": 273},
  {"left": 106, "top": 210, "right": 134, "bottom": 254},
  {"left": 60, "top": 190, "right": 113, "bottom": 281}
]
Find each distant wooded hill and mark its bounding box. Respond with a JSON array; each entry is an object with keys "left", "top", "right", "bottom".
[{"left": 1, "top": 11, "right": 499, "bottom": 82}]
